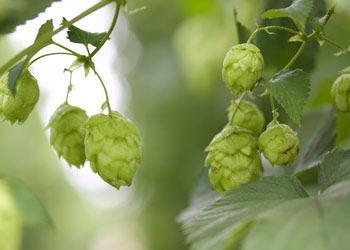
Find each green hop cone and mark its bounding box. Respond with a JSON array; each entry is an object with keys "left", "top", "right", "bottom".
[
  {"left": 83, "top": 111, "right": 141, "bottom": 189},
  {"left": 222, "top": 43, "right": 264, "bottom": 95},
  {"left": 258, "top": 121, "right": 300, "bottom": 167},
  {"left": 48, "top": 103, "right": 88, "bottom": 168},
  {"left": 0, "top": 70, "right": 39, "bottom": 124},
  {"left": 205, "top": 126, "right": 263, "bottom": 194},
  {"left": 0, "top": 180, "right": 21, "bottom": 250},
  {"left": 331, "top": 73, "right": 350, "bottom": 113},
  {"left": 227, "top": 100, "right": 265, "bottom": 136}
]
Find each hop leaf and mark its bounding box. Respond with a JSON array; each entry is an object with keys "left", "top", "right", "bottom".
[
  {"left": 0, "top": 180, "right": 21, "bottom": 250},
  {"left": 222, "top": 43, "right": 264, "bottom": 95},
  {"left": 83, "top": 111, "right": 141, "bottom": 189},
  {"left": 48, "top": 103, "right": 88, "bottom": 168},
  {"left": 205, "top": 126, "right": 263, "bottom": 194},
  {"left": 0, "top": 69, "right": 39, "bottom": 124},
  {"left": 331, "top": 73, "right": 350, "bottom": 113},
  {"left": 227, "top": 100, "right": 265, "bottom": 136},
  {"left": 259, "top": 121, "right": 300, "bottom": 167}
]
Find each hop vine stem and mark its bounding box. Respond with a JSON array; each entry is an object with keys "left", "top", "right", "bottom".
[
  {"left": 230, "top": 91, "right": 247, "bottom": 125},
  {"left": 0, "top": 0, "right": 116, "bottom": 76},
  {"left": 90, "top": 66, "right": 112, "bottom": 114}
]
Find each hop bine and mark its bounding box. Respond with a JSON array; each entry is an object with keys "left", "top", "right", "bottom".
[
  {"left": 83, "top": 111, "right": 141, "bottom": 189},
  {"left": 205, "top": 126, "right": 263, "bottom": 194},
  {"left": 259, "top": 121, "right": 300, "bottom": 167},
  {"left": 331, "top": 73, "right": 350, "bottom": 113},
  {"left": 48, "top": 103, "right": 88, "bottom": 168},
  {"left": 227, "top": 100, "right": 265, "bottom": 136},
  {"left": 222, "top": 43, "right": 264, "bottom": 95},
  {"left": 0, "top": 69, "right": 39, "bottom": 124}
]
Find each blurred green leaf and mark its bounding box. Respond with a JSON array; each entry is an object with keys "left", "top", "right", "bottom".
[
  {"left": 290, "top": 106, "right": 336, "bottom": 174},
  {"left": 233, "top": 9, "right": 251, "bottom": 44},
  {"left": 262, "top": 0, "right": 313, "bottom": 28},
  {"left": 263, "top": 69, "right": 310, "bottom": 124},
  {"left": 8, "top": 59, "right": 26, "bottom": 96},
  {"left": 318, "top": 148, "right": 350, "bottom": 192},
  {"left": 183, "top": 176, "right": 308, "bottom": 250},
  {"left": 7, "top": 179, "right": 53, "bottom": 228},
  {"left": 177, "top": 168, "right": 219, "bottom": 223},
  {"left": 0, "top": 0, "right": 61, "bottom": 34},
  {"left": 63, "top": 18, "right": 107, "bottom": 47},
  {"left": 310, "top": 6, "right": 335, "bottom": 32}
]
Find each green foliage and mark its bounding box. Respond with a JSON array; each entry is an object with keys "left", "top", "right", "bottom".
[
  {"left": 183, "top": 176, "right": 308, "bottom": 250},
  {"left": 290, "top": 106, "right": 336, "bottom": 174},
  {"left": 0, "top": 0, "right": 61, "bottom": 34},
  {"left": 233, "top": 10, "right": 251, "bottom": 44},
  {"left": 318, "top": 148, "right": 350, "bottom": 192},
  {"left": 263, "top": 69, "right": 310, "bottom": 124},
  {"left": 34, "top": 20, "right": 54, "bottom": 48},
  {"left": 7, "top": 60, "right": 26, "bottom": 96},
  {"left": 262, "top": 0, "right": 313, "bottom": 28},
  {"left": 6, "top": 179, "right": 53, "bottom": 227},
  {"left": 63, "top": 18, "right": 107, "bottom": 47},
  {"left": 183, "top": 147, "right": 350, "bottom": 250}
]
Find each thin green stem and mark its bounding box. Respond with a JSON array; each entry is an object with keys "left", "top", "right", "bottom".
[
  {"left": 0, "top": 0, "right": 114, "bottom": 76},
  {"left": 321, "top": 36, "right": 350, "bottom": 53},
  {"left": 283, "top": 40, "right": 308, "bottom": 70},
  {"left": 66, "top": 71, "right": 74, "bottom": 103},
  {"left": 89, "top": 3, "right": 121, "bottom": 58},
  {"left": 270, "top": 94, "right": 278, "bottom": 121},
  {"left": 53, "top": 42, "right": 81, "bottom": 56},
  {"left": 247, "top": 25, "right": 299, "bottom": 44},
  {"left": 230, "top": 92, "right": 247, "bottom": 125},
  {"left": 27, "top": 52, "right": 74, "bottom": 67},
  {"left": 90, "top": 66, "right": 112, "bottom": 114}
]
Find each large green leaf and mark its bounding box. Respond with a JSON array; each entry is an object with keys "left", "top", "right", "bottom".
[
  {"left": 318, "top": 148, "right": 350, "bottom": 192},
  {"left": 6, "top": 179, "right": 53, "bottom": 227},
  {"left": 240, "top": 186, "right": 350, "bottom": 250},
  {"left": 262, "top": 0, "right": 313, "bottom": 28},
  {"left": 263, "top": 69, "right": 310, "bottom": 124},
  {"left": 0, "top": 0, "right": 61, "bottom": 34},
  {"left": 183, "top": 152, "right": 350, "bottom": 250},
  {"left": 183, "top": 176, "right": 308, "bottom": 250}
]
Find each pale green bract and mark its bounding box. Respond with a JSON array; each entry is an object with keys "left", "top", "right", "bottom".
[
  {"left": 48, "top": 103, "right": 88, "bottom": 168},
  {"left": 227, "top": 100, "right": 265, "bottom": 136},
  {"left": 222, "top": 43, "right": 264, "bottom": 95},
  {"left": 0, "top": 70, "right": 39, "bottom": 124},
  {"left": 259, "top": 121, "right": 300, "bottom": 167},
  {"left": 83, "top": 112, "right": 141, "bottom": 189},
  {"left": 331, "top": 73, "right": 350, "bottom": 113},
  {"left": 0, "top": 180, "right": 21, "bottom": 250},
  {"left": 205, "top": 126, "right": 263, "bottom": 194}
]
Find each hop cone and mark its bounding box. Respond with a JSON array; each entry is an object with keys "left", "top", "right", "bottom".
[
  {"left": 227, "top": 100, "right": 265, "bottom": 136},
  {"left": 0, "top": 180, "right": 21, "bottom": 250},
  {"left": 48, "top": 103, "right": 88, "bottom": 168},
  {"left": 222, "top": 43, "right": 264, "bottom": 95},
  {"left": 83, "top": 111, "right": 141, "bottom": 189},
  {"left": 205, "top": 126, "right": 263, "bottom": 194},
  {"left": 0, "top": 70, "right": 39, "bottom": 124},
  {"left": 259, "top": 121, "right": 300, "bottom": 167},
  {"left": 331, "top": 73, "right": 350, "bottom": 113}
]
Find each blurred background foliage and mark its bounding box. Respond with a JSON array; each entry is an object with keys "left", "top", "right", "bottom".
[{"left": 0, "top": 0, "right": 349, "bottom": 249}]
